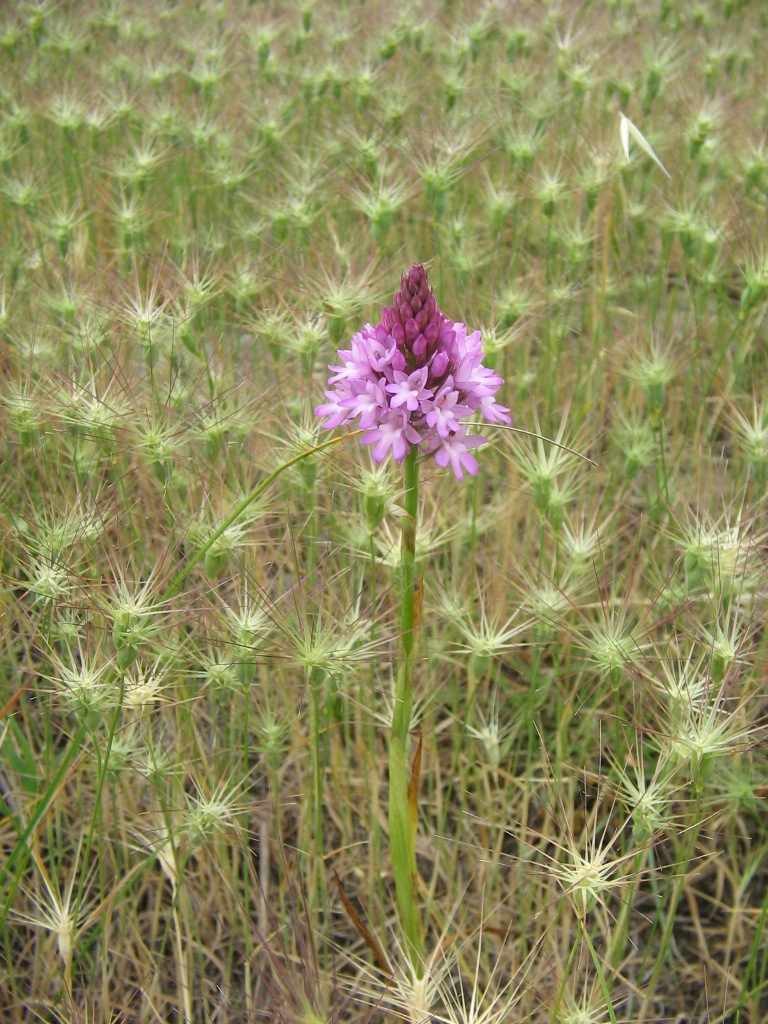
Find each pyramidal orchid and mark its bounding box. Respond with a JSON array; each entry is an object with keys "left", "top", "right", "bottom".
[
  {"left": 315, "top": 263, "right": 510, "bottom": 479},
  {"left": 316, "top": 265, "right": 510, "bottom": 976}
]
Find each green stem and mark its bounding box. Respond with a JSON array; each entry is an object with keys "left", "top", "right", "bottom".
[
  {"left": 605, "top": 848, "right": 649, "bottom": 969},
  {"left": 366, "top": 531, "right": 383, "bottom": 917},
  {"left": 391, "top": 450, "right": 420, "bottom": 748},
  {"left": 241, "top": 690, "right": 253, "bottom": 992},
  {"left": 651, "top": 404, "right": 670, "bottom": 504},
  {"left": 579, "top": 919, "right": 618, "bottom": 1024},
  {"left": 734, "top": 867, "right": 768, "bottom": 1022},
  {"left": 310, "top": 672, "right": 326, "bottom": 920},
  {"left": 0, "top": 721, "right": 88, "bottom": 923},
  {"left": 637, "top": 797, "right": 703, "bottom": 1023},
  {"left": 388, "top": 447, "right": 423, "bottom": 974}
]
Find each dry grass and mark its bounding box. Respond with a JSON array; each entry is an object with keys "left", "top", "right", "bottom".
[{"left": 1, "top": 0, "right": 768, "bottom": 1021}]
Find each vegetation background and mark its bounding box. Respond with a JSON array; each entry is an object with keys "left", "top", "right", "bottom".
[{"left": 1, "top": 0, "right": 767, "bottom": 1021}]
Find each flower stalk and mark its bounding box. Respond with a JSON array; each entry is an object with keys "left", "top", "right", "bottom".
[
  {"left": 315, "top": 263, "right": 509, "bottom": 979},
  {"left": 392, "top": 449, "right": 420, "bottom": 747},
  {"left": 389, "top": 447, "right": 423, "bottom": 973}
]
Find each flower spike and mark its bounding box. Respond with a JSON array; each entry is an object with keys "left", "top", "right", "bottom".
[{"left": 315, "top": 264, "right": 510, "bottom": 478}]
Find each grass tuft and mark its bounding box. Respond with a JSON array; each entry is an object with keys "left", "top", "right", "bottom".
[{"left": 1, "top": 1, "right": 768, "bottom": 1021}]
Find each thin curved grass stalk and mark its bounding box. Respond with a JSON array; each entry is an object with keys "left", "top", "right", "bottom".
[{"left": 162, "top": 429, "right": 362, "bottom": 601}]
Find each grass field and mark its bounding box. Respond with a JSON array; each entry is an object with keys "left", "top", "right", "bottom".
[{"left": 1, "top": 1, "right": 767, "bottom": 1021}]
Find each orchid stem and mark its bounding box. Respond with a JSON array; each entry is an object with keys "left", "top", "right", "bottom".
[
  {"left": 392, "top": 449, "right": 420, "bottom": 747},
  {"left": 389, "top": 446, "right": 424, "bottom": 975}
]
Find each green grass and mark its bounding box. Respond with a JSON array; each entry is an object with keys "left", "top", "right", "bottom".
[{"left": 1, "top": 0, "right": 768, "bottom": 1021}]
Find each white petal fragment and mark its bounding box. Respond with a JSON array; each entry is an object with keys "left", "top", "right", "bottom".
[{"left": 619, "top": 112, "right": 671, "bottom": 178}]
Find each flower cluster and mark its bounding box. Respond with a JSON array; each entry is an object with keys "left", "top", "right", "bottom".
[{"left": 315, "top": 264, "right": 510, "bottom": 478}]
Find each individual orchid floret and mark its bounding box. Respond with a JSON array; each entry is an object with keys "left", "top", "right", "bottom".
[{"left": 315, "top": 263, "right": 510, "bottom": 478}]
